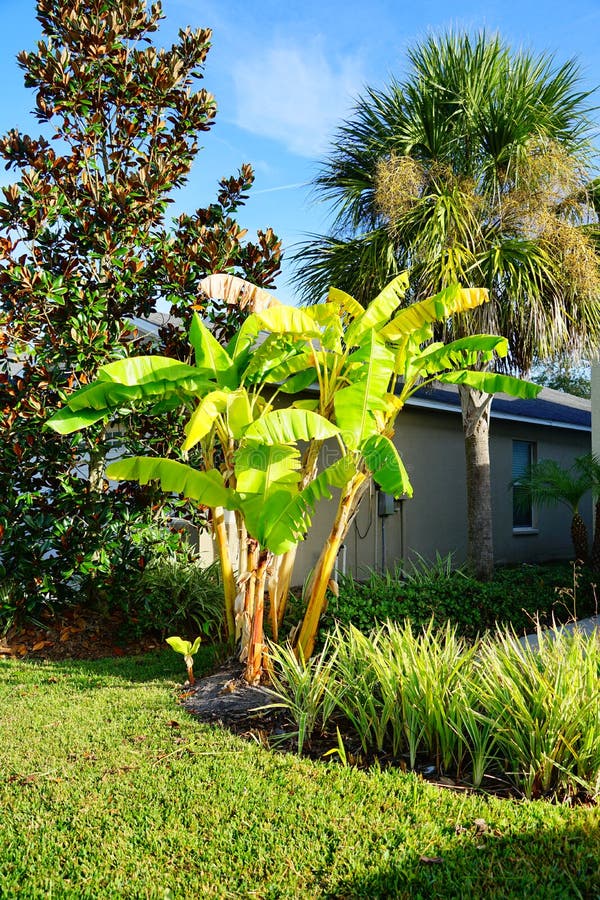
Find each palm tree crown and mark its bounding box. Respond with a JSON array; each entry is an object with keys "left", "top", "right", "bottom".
[{"left": 294, "top": 31, "right": 600, "bottom": 375}]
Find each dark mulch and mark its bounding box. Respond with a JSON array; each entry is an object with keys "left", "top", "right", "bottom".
[
  {"left": 179, "top": 658, "right": 283, "bottom": 744},
  {"left": 0, "top": 605, "right": 162, "bottom": 661}
]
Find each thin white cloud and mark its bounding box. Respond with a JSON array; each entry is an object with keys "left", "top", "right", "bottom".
[
  {"left": 231, "top": 36, "right": 365, "bottom": 158},
  {"left": 252, "top": 181, "right": 309, "bottom": 195}
]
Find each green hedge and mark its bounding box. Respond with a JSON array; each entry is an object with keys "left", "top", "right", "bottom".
[{"left": 321, "top": 561, "right": 598, "bottom": 639}]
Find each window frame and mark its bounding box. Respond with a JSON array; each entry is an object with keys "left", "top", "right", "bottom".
[{"left": 512, "top": 439, "right": 538, "bottom": 533}]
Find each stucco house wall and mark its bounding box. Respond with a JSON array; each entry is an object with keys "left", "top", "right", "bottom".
[
  {"left": 592, "top": 365, "right": 600, "bottom": 467},
  {"left": 196, "top": 385, "right": 592, "bottom": 582}
]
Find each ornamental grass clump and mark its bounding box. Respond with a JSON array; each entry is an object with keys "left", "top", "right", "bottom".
[
  {"left": 477, "top": 625, "right": 600, "bottom": 799},
  {"left": 384, "top": 621, "right": 477, "bottom": 774},
  {"left": 265, "top": 635, "right": 340, "bottom": 754},
  {"left": 331, "top": 625, "right": 394, "bottom": 756},
  {"left": 267, "top": 620, "right": 600, "bottom": 800}
]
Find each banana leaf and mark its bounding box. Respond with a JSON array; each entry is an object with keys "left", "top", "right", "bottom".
[{"left": 105, "top": 457, "right": 236, "bottom": 508}]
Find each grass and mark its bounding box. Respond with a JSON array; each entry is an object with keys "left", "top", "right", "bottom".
[
  {"left": 0, "top": 648, "right": 599, "bottom": 899},
  {"left": 268, "top": 623, "right": 600, "bottom": 800}
]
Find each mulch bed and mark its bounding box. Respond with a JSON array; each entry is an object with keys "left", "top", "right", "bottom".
[
  {"left": 180, "top": 658, "right": 279, "bottom": 739},
  {"left": 0, "top": 605, "right": 162, "bottom": 661}
]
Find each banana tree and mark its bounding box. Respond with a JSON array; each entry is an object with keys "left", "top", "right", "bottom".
[
  {"left": 48, "top": 273, "right": 542, "bottom": 676},
  {"left": 103, "top": 413, "right": 342, "bottom": 682},
  {"left": 219, "top": 274, "right": 542, "bottom": 658},
  {"left": 47, "top": 292, "right": 349, "bottom": 682}
]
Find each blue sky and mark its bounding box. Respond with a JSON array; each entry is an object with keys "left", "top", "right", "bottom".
[{"left": 1, "top": 0, "right": 600, "bottom": 303}]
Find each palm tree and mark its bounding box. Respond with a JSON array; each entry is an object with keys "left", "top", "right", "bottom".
[
  {"left": 293, "top": 31, "right": 600, "bottom": 580},
  {"left": 512, "top": 457, "right": 592, "bottom": 563}
]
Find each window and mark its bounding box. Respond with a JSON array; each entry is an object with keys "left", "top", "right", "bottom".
[{"left": 512, "top": 440, "right": 536, "bottom": 530}]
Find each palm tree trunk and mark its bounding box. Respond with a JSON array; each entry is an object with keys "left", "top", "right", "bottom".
[
  {"left": 294, "top": 472, "right": 368, "bottom": 659},
  {"left": 459, "top": 385, "right": 494, "bottom": 582},
  {"left": 570, "top": 512, "right": 589, "bottom": 564}
]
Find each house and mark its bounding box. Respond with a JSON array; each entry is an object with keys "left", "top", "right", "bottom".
[{"left": 193, "top": 382, "right": 592, "bottom": 582}]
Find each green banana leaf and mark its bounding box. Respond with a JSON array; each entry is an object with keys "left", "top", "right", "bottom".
[
  {"left": 182, "top": 390, "right": 230, "bottom": 451},
  {"left": 97, "top": 356, "right": 200, "bottom": 385},
  {"left": 292, "top": 399, "right": 320, "bottom": 411},
  {"left": 345, "top": 272, "right": 410, "bottom": 346},
  {"left": 251, "top": 456, "right": 356, "bottom": 554},
  {"left": 226, "top": 390, "right": 255, "bottom": 440},
  {"left": 405, "top": 335, "right": 509, "bottom": 382},
  {"left": 46, "top": 405, "right": 111, "bottom": 435},
  {"left": 277, "top": 369, "right": 318, "bottom": 393},
  {"left": 235, "top": 443, "right": 301, "bottom": 494},
  {"left": 360, "top": 434, "right": 413, "bottom": 498},
  {"left": 105, "top": 457, "right": 236, "bottom": 508},
  {"left": 379, "top": 284, "right": 488, "bottom": 341},
  {"left": 263, "top": 350, "right": 315, "bottom": 383},
  {"left": 254, "top": 305, "right": 322, "bottom": 338},
  {"left": 243, "top": 409, "right": 340, "bottom": 444},
  {"left": 242, "top": 334, "right": 300, "bottom": 384},
  {"left": 241, "top": 490, "right": 306, "bottom": 554},
  {"left": 166, "top": 636, "right": 201, "bottom": 656},
  {"left": 437, "top": 369, "right": 541, "bottom": 398},
  {"left": 189, "top": 311, "right": 236, "bottom": 388},
  {"left": 225, "top": 312, "right": 261, "bottom": 360},
  {"left": 328, "top": 286, "right": 365, "bottom": 319},
  {"left": 64, "top": 376, "right": 210, "bottom": 412},
  {"left": 304, "top": 302, "right": 344, "bottom": 352},
  {"left": 334, "top": 332, "right": 395, "bottom": 449}
]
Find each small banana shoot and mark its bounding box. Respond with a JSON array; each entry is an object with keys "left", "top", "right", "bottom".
[{"left": 166, "top": 636, "right": 202, "bottom": 685}]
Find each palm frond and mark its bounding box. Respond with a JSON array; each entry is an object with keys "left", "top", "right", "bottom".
[{"left": 293, "top": 29, "right": 599, "bottom": 373}]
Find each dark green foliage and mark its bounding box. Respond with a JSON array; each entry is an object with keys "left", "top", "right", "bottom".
[
  {"left": 126, "top": 553, "right": 225, "bottom": 640},
  {"left": 0, "top": 0, "right": 280, "bottom": 620},
  {"left": 321, "top": 563, "right": 599, "bottom": 640}
]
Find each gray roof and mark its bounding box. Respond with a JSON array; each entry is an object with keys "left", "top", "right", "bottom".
[{"left": 407, "top": 383, "right": 591, "bottom": 431}]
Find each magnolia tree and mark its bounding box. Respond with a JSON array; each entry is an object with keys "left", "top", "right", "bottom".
[
  {"left": 49, "top": 272, "right": 540, "bottom": 682},
  {"left": 0, "top": 0, "right": 280, "bottom": 611}
]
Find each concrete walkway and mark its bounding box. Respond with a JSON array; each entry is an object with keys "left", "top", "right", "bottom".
[{"left": 520, "top": 614, "right": 599, "bottom": 650}]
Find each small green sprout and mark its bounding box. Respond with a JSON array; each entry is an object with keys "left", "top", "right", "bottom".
[{"left": 166, "top": 635, "right": 202, "bottom": 685}]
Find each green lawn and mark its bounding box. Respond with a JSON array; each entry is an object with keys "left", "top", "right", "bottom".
[{"left": 1, "top": 649, "right": 598, "bottom": 899}]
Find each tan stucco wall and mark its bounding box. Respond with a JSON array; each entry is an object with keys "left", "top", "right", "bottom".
[
  {"left": 195, "top": 403, "right": 592, "bottom": 582},
  {"left": 490, "top": 418, "right": 591, "bottom": 565},
  {"left": 330, "top": 406, "right": 592, "bottom": 581}
]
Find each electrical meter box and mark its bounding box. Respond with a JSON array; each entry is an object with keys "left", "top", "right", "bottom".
[{"left": 377, "top": 491, "right": 395, "bottom": 517}]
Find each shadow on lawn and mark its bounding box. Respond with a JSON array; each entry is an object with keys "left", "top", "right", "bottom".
[
  {"left": 324, "top": 821, "right": 600, "bottom": 899},
  {"left": 8, "top": 644, "right": 225, "bottom": 686}
]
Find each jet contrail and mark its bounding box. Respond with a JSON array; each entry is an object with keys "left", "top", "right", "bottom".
[{"left": 252, "top": 182, "right": 309, "bottom": 195}]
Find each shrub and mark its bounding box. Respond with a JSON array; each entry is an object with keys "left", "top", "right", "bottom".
[
  {"left": 124, "top": 549, "right": 225, "bottom": 641},
  {"left": 0, "top": 514, "right": 225, "bottom": 643},
  {"left": 321, "top": 560, "right": 599, "bottom": 639}
]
